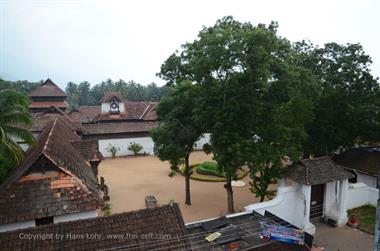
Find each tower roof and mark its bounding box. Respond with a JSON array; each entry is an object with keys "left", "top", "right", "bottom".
[{"left": 29, "top": 79, "right": 67, "bottom": 98}]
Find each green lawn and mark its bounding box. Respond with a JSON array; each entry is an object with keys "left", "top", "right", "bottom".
[
  {"left": 196, "top": 161, "right": 225, "bottom": 177},
  {"left": 347, "top": 205, "right": 376, "bottom": 234}
]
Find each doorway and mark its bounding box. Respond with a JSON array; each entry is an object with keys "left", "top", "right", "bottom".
[{"left": 310, "top": 184, "right": 325, "bottom": 219}]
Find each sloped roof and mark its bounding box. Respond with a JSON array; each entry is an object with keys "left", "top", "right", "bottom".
[
  {"left": 0, "top": 118, "right": 102, "bottom": 224},
  {"left": 29, "top": 106, "right": 83, "bottom": 133},
  {"left": 0, "top": 204, "right": 189, "bottom": 251},
  {"left": 93, "top": 102, "right": 158, "bottom": 122},
  {"left": 69, "top": 102, "right": 159, "bottom": 123},
  {"left": 68, "top": 106, "right": 101, "bottom": 123},
  {"left": 100, "top": 91, "right": 124, "bottom": 102},
  {"left": 28, "top": 79, "right": 67, "bottom": 98},
  {"left": 333, "top": 147, "right": 380, "bottom": 176},
  {"left": 82, "top": 121, "right": 160, "bottom": 135},
  {"left": 29, "top": 101, "right": 68, "bottom": 109},
  {"left": 285, "top": 156, "right": 354, "bottom": 186}
]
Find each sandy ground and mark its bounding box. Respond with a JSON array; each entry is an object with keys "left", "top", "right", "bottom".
[{"left": 99, "top": 151, "right": 272, "bottom": 223}]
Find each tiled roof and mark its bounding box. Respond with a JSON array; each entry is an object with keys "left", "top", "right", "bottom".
[
  {"left": 186, "top": 211, "right": 310, "bottom": 251},
  {"left": 93, "top": 102, "right": 159, "bottom": 122},
  {"left": 100, "top": 91, "right": 124, "bottom": 102},
  {"left": 28, "top": 79, "right": 67, "bottom": 98},
  {"left": 333, "top": 147, "right": 380, "bottom": 176},
  {"left": 70, "top": 140, "right": 103, "bottom": 162},
  {"left": 30, "top": 101, "right": 68, "bottom": 109},
  {"left": 0, "top": 204, "right": 189, "bottom": 251},
  {"left": 69, "top": 102, "right": 158, "bottom": 123},
  {"left": 29, "top": 107, "right": 83, "bottom": 133},
  {"left": 68, "top": 106, "right": 101, "bottom": 123},
  {"left": 285, "top": 156, "right": 354, "bottom": 186},
  {"left": 82, "top": 121, "right": 160, "bottom": 135},
  {"left": 0, "top": 118, "right": 102, "bottom": 225}
]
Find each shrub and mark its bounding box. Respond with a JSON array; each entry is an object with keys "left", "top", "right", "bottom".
[
  {"left": 128, "top": 142, "right": 143, "bottom": 155},
  {"left": 168, "top": 170, "right": 177, "bottom": 178},
  {"left": 196, "top": 161, "right": 225, "bottom": 177},
  {"left": 102, "top": 202, "right": 111, "bottom": 216},
  {"left": 106, "top": 144, "right": 120, "bottom": 158}
]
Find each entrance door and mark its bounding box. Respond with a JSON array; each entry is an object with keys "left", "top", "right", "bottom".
[{"left": 310, "top": 184, "right": 325, "bottom": 219}]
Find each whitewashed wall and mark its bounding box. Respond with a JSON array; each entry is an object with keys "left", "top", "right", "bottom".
[
  {"left": 244, "top": 182, "right": 316, "bottom": 234},
  {"left": 54, "top": 210, "right": 97, "bottom": 223},
  {"left": 0, "top": 220, "right": 35, "bottom": 233},
  {"left": 194, "top": 133, "right": 211, "bottom": 150},
  {"left": 357, "top": 173, "right": 377, "bottom": 188},
  {"left": 99, "top": 137, "right": 155, "bottom": 157},
  {"left": 0, "top": 210, "right": 98, "bottom": 233},
  {"left": 347, "top": 182, "right": 379, "bottom": 209},
  {"left": 101, "top": 102, "right": 125, "bottom": 113},
  {"left": 99, "top": 133, "right": 211, "bottom": 157}
]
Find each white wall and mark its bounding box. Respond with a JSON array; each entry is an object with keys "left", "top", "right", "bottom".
[
  {"left": 0, "top": 211, "right": 97, "bottom": 233},
  {"left": 101, "top": 102, "right": 125, "bottom": 113},
  {"left": 357, "top": 173, "right": 377, "bottom": 188},
  {"left": 347, "top": 182, "right": 379, "bottom": 209},
  {"left": 99, "top": 133, "right": 212, "bottom": 157},
  {"left": 0, "top": 220, "right": 35, "bottom": 233},
  {"left": 194, "top": 133, "right": 211, "bottom": 150},
  {"left": 99, "top": 137, "right": 155, "bottom": 157},
  {"left": 244, "top": 182, "right": 315, "bottom": 233},
  {"left": 54, "top": 210, "right": 97, "bottom": 223}
]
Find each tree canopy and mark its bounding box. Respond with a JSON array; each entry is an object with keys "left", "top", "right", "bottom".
[
  {"left": 159, "top": 16, "right": 380, "bottom": 211},
  {"left": 150, "top": 81, "right": 202, "bottom": 205},
  {"left": 0, "top": 90, "right": 34, "bottom": 184}
]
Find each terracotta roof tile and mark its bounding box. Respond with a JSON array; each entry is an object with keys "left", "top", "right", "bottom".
[
  {"left": 0, "top": 118, "right": 102, "bottom": 225},
  {"left": 29, "top": 79, "right": 66, "bottom": 98},
  {"left": 0, "top": 204, "right": 189, "bottom": 251},
  {"left": 286, "top": 156, "right": 354, "bottom": 185},
  {"left": 333, "top": 147, "right": 380, "bottom": 175},
  {"left": 82, "top": 121, "right": 160, "bottom": 135},
  {"left": 30, "top": 101, "right": 68, "bottom": 108},
  {"left": 100, "top": 91, "right": 124, "bottom": 102}
]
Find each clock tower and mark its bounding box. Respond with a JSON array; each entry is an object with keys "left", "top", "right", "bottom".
[{"left": 100, "top": 92, "right": 125, "bottom": 114}]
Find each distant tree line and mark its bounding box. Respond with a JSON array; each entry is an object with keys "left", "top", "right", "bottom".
[
  {"left": 0, "top": 78, "right": 169, "bottom": 109},
  {"left": 65, "top": 79, "right": 169, "bottom": 108}
]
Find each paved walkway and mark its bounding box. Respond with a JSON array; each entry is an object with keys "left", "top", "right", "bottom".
[{"left": 314, "top": 221, "right": 374, "bottom": 251}]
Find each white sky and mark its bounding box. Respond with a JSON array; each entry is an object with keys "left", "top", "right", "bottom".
[{"left": 0, "top": 0, "right": 379, "bottom": 89}]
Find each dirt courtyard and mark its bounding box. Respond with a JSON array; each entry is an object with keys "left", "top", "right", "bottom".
[{"left": 99, "top": 151, "right": 267, "bottom": 223}]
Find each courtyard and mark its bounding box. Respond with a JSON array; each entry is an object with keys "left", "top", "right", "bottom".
[{"left": 98, "top": 151, "right": 269, "bottom": 223}]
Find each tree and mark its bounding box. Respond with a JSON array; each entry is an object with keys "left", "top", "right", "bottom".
[
  {"left": 128, "top": 142, "right": 143, "bottom": 155},
  {"left": 159, "top": 16, "right": 317, "bottom": 212},
  {"left": 295, "top": 42, "right": 380, "bottom": 156},
  {"left": 150, "top": 81, "right": 202, "bottom": 205},
  {"left": 0, "top": 90, "right": 34, "bottom": 183}
]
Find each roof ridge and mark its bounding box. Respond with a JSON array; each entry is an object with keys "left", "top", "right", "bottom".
[
  {"left": 42, "top": 117, "right": 58, "bottom": 153},
  {"left": 139, "top": 104, "right": 152, "bottom": 120}
]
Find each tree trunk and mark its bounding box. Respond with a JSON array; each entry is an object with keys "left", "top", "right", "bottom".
[
  {"left": 224, "top": 175, "right": 234, "bottom": 213},
  {"left": 260, "top": 195, "right": 265, "bottom": 202},
  {"left": 184, "top": 154, "right": 191, "bottom": 205}
]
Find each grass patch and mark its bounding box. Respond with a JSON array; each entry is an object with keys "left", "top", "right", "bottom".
[
  {"left": 196, "top": 161, "right": 225, "bottom": 177},
  {"left": 347, "top": 205, "right": 376, "bottom": 234}
]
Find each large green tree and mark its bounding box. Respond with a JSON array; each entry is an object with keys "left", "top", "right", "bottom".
[
  {"left": 0, "top": 90, "right": 34, "bottom": 183},
  {"left": 150, "top": 81, "right": 202, "bottom": 205},
  {"left": 159, "top": 17, "right": 314, "bottom": 212},
  {"left": 296, "top": 42, "right": 380, "bottom": 156}
]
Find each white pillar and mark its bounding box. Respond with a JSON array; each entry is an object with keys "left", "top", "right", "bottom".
[
  {"left": 337, "top": 179, "right": 349, "bottom": 226},
  {"left": 301, "top": 184, "right": 315, "bottom": 234}
]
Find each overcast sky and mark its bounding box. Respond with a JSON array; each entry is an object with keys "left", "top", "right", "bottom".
[{"left": 0, "top": 0, "right": 379, "bottom": 89}]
